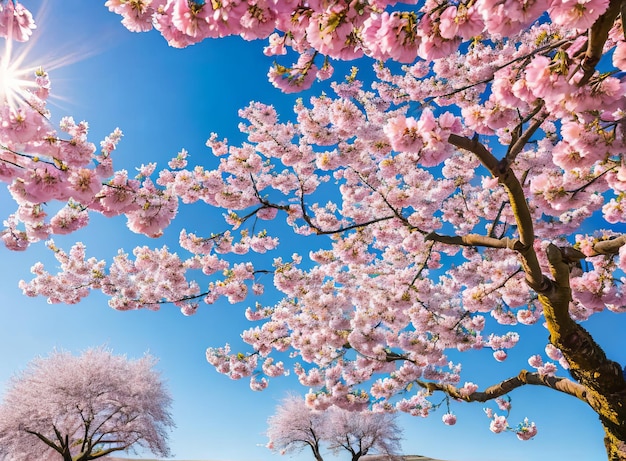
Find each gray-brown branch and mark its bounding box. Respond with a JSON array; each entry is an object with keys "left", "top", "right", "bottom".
[
  {"left": 448, "top": 133, "right": 549, "bottom": 293},
  {"left": 577, "top": 0, "right": 625, "bottom": 86},
  {"left": 416, "top": 370, "right": 588, "bottom": 403}
]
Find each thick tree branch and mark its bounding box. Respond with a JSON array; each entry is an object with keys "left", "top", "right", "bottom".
[
  {"left": 83, "top": 445, "right": 129, "bottom": 460},
  {"left": 448, "top": 134, "right": 549, "bottom": 293},
  {"left": 540, "top": 244, "right": 626, "bottom": 438},
  {"left": 588, "top": 235, "right": 626, "bottom": 256},
  {"left": 577, "top": 0, "right": 625, "bottom": 85},
  {"left": 503, "top": 106, "right": 547, "bottom": 167},
  {"left": 417, "top": 370, "right": 587, "bottom": 403},
  {"left": 24, "top": 429, "right": 62, "bottom": 453},
  {"left": 425, "top": 232, "right": 524, "bottom": 250},
  {"left": 541, "top": 245, "right": 625, "bottom": 390},
  {"left": 446, "top": 135, "right": 626, "bottom": 441}
]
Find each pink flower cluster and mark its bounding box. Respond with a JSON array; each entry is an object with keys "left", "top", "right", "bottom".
[
  {"left": 441, "top": 412, "right": 457, "bottom": 425},
  {"left": 0, "top": 68, "right": 130, "bottom": 250},
  {"left": 0, "top": 1, "right": 35, "bottom": 42},
  {"left": 484, "top": 400, "right": 537, "bottom": 440},
  {"left": 9, "top": 1, "right": 626, "bottom": 443},
  {"left": 105, "top": 0, "right": 614, "bottom": 91}
]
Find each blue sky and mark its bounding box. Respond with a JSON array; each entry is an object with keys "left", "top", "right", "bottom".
[{"left": 0, "top": 2, "right": 624, "bottom": 461}]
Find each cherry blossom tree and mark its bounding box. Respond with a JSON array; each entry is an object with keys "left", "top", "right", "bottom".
[
  {"left": 4, "top": 0, "right": 626, "bottom": 459},
  {"left": 325, "top": 406, "right": 403, "bottom": 461},
  {"left": 0, "top": 347, "right": 174, "bottom": 461},
  {"left": 266, "top": 395, "right": 327, "bottom": 461},
  {"left": 266, "top": 395, "right": 402, "bottom": 461}
]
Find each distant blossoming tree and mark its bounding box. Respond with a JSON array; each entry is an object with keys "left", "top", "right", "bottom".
[
  {"left": 3, "top": 0, "right": 626, "bottom": 459},
  {"left": 325, "top": 406, "right": 403, "bottom": 461},
  {"left": 266, "top": 395, "right": 402, "bottom": 461},
  {"left": 266, "top": 395, "right": 327, "bottom": 461},
  {"left": 0, "top": 347, "right": 174, "bottom": 461}
]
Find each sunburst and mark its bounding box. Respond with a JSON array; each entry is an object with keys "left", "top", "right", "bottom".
[
  {"left": 0, "top": 39, "right": 40, "bottom": 112},
  {"left": 0, "top": 0, "right": 116, "bottom": 118}
]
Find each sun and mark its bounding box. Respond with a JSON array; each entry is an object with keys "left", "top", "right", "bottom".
[
  {"left": 0, "top": 40, "right": 39, "bottom": 111},
  {"left": 0, "top": 58, "right": 25, "bottom": 100},
  {"left": 0, "top": 0, "right": 111, "bottom": 116}
]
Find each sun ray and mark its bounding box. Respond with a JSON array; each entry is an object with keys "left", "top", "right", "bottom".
[
  {"left": 0, "top": 0, "right": 108, "bottom": 115},
  {"left": 0, "top": 38, "right": 40, "bottom": 111}
]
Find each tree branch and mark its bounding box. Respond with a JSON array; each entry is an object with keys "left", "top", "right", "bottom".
[
  {"left": 448, "top": 134, "right": 550, "bottom": 293},
  {"left": 588, "top": 234, "right": 626, "bottom": 256},
  {"left": 502, "top": 105, "right": 547, "bottom": 167},
  {"left": 23, "top": 429, "right": 62, "bottom": 454},
  {"left": 425, "top": 232, "right": 524, "bottom": 250},
  {"left": 417, "top": 369, "right": 588, "bottom": 403},
  {"left": 84, "top": 445, "right": 129, "bottom": 460},
  {"left": 576, "top": 0, "right": 624, "bottom": 85},
  {"left": 541, "top": 244, "right": 626, "bottom": 389}
]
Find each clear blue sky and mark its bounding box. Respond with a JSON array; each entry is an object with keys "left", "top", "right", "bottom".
[{"left": 0, "top": 2, "right": 624, "bottom": 461}]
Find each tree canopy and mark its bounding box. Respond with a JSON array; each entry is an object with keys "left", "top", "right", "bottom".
[
  {"left": 267, "top": 394, "right": 402, "bottom": 461},
  {"left": 0, "top": 347, "right": 174, "bottom": 461},
  {"left": 1, "top": 0, "right": 626, "bottom": 459}
]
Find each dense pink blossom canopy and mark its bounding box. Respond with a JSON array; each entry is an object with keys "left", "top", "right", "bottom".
[
  {"left": 267, "top": 394, "right": 402, "bottom": 459},
  {"left": 0, "top": 347, "right": 174, "bottom": 460},
  {"left": 1, "top": 0, "right": 626, "bottom": 453}
]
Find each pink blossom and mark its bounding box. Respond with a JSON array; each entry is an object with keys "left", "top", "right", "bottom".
[
  {"left": 168, "top": 149, "right": 188, "bottom": 169},
  {"left": 363, "top": 12, "right": 420, "bottom": 63},
  {"left": 442, "top": 413, "right": 457, "bottom": 425},
  {"left": 528, "top": 354, "right": 544, "bottom": 368},
  {"left": 0, "top": 106, "right": 44, "bottom": 143},
  {"left": 257, "top": 207, "right": 278, "bottom": 220},
  {"left": 516, "top": 418, "right": 538, "bottom": 440},
  {"left": 459, "top": 382, "right": 479, "bottom": 397},
  {"left": 249, "top": 376, "right": 269, "bottom": 391},
  {"left": 239, "top": 1, "right": 276, "bottom": 41},
  {"left": 493, "top": 350, "right": 507, "bottom": 362},
  {"left": 171, "top": 0, "right": 212, "bottom": 38},
  {"left": 0, "top": 1, "right": 36, "bottom": 42},
  {"left": 264, "top": 32, "right": 287, "bottom": 56},
  {"left": 439, "top": 5, "right": 484, "bottom": 40},
  {"left": 50, "top": 206, "right": 89, "bottom": 235},
  {"left": 549, "top": 0, "right": 610, "bottom": 29},
  {"left": 384, "top": 115, "right": 423, "bottom": 153},
  {"left": 537, "top": 362, "right": 558, "bottom": 376},
  {"left": 316, "top": 61, "right": 334, "bottom": 81},
  {"left": 306, "top": 9, "right": 364, "bottom": 60},
  {"left": 496, "top": 397, "right": 511, "bottom": 412},
  {"left": 105, "top": 0, "right": 162, "bottom": 32},
  {"left": 489, "top": 414, "right": 508, "bottom": 433},
  {"left": 268, "top": 60, "right": 318, "bottom": 93},
  {"left": 67, "top": 168, "right": 101, "bottom": 205},
  {"left": 613, "top": 41, "right": 626, "bottom": 70}
]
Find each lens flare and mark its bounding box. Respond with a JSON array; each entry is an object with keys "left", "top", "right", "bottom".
[
  {"left": 0, "top": 1, "right": 111, "bottom": 115},
  {"left": 0, "top": 40, "right": 39, "bottom": 112}
]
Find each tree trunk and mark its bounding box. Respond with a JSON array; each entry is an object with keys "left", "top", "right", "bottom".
[
  {"left": 605, "top": 424, "right": 626, "bottom": 461},
  {"left": 541, "top": 245, "right": 626, "bottom": 461},
  {"left": 447, "top": 135, "right": 626, "bottom": 461},
  {"left": 309, "top": 443, "right": 324, "bottom": 461}
]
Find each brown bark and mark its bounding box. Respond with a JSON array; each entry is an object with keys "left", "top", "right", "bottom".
[
  {"left": 310, "top": 441, "right": 324, "bottom": 461},
  {"left": 415, "top": 370, "right": 587, "bottom": 403},
  {"left": 542, "top": 245, "right": 626, "bottom": 460},
  {"left": 576, "top": 0, "right": 625, "bottom": 85},
  {"left": 448, "top": 134, "right": 626, "bottom": 460}
]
